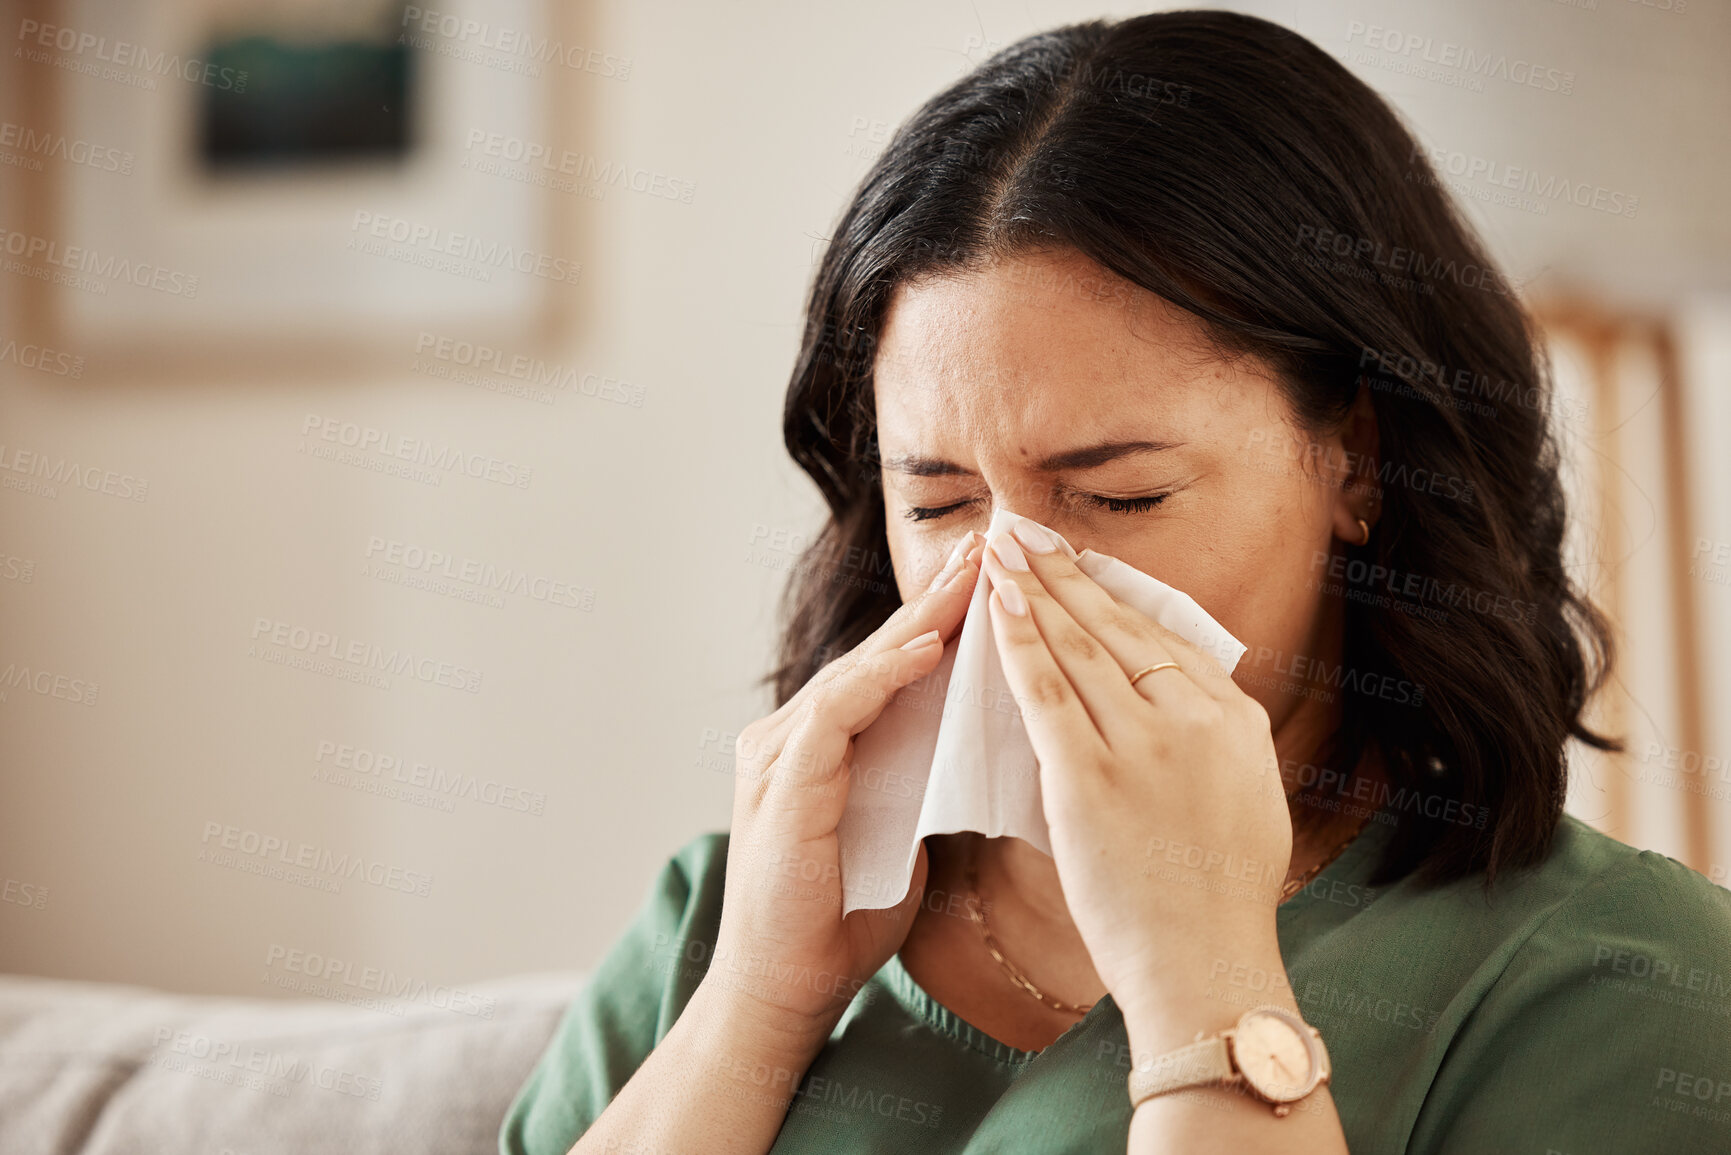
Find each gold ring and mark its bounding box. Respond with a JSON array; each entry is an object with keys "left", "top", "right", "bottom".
[
  {"left": 1356, "top": 517, "right": 1371, "bottom": 547},
  {"left": 1128, "top": 661, "right": 1181, "bottom": 686}
]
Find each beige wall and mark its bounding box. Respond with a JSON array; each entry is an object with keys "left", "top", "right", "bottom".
[{"left": 1, "top": 0, "right": 1728, "bottom": 997}]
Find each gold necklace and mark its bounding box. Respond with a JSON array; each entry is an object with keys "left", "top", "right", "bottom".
[
  {"left": 961, "top": 815, "right": 1371, "bottom": 1018},
  {"left": 963, "top": 839, "right": 1095, "bottom": 1017},
  {"left": 1279, "top": 810, "right": 1372, "bottom": 901}
]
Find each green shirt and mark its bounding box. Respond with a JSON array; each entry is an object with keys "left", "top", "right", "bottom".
[{"left": 501, "top": 811, "right": 1731, "bottom": 1153}]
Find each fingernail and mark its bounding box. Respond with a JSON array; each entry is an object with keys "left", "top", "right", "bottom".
[
  {"left": 927, "top": 536, "right": 969, "bottom": 590},
  {"left": 1010, "top": 520, "right": 1059, "bottom": 554},
  {"left": 943, "top": 552, "right": 978, "bottom": 592},
  {"left": 900, "top": 629, "right": 942, "bottom": 650},
  {"left": 988, "top": 535, "right": 1030, "bottom": 571},
  {"left": 993, "top": 580, "right": 1028, "bottom": 616}
]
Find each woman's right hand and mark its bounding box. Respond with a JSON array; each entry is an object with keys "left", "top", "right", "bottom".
[
  {"left": 705, "top": 529, "right": 984, "bottom": 1047},
  {"left": 575, "top": 537, "right": 983, "bottom": 1155}
]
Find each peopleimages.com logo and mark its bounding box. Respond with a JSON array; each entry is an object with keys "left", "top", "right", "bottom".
[
  {"left": 198, "top": 821, "right": 434, "bottom": 897},
  {"left": 1343, "top": 22, "right": 1575, "bottom": 95},
  {"left": 248, "top": 617, "right": 484, "bottom": 695},
  {"left": 15, "top": 19, "right": 250, "bottom": 91}
]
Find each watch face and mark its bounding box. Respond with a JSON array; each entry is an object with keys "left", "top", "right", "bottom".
[{"left": 1231, "top": 1009, "right": 1318, "bottom": 1102}]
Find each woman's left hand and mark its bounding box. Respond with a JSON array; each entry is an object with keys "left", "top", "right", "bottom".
[{"left": 979, "top": 521, "right": 1294, "bottom": 1039}]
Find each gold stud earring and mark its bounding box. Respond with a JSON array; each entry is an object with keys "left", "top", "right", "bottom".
[{"left": 1356, "top": 518, "right": 1371, "bottom": 547}]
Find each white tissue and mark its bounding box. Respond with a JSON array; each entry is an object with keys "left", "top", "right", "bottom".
[{"left": 836, "top": 507, "right": 1249, "bottom": 914}]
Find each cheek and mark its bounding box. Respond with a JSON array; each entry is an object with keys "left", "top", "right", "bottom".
[
  {"left": 886, "top": 525, "right": 949, "bottom": 603},
  {"left": 1230, "top": 580, "right": 1324, "bottom": 677},
  {"left": 1140, "top": 476, "right": 1324, "bottom": 614},
  {"left": 1142, "top": 481, "right": 1335, "bottom": 713},
  {"left": 1219, "top": 553, "right": 1338, "bottom": 724}
]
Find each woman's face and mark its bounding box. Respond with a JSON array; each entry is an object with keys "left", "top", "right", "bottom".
[{"left": 872, "top": 247, "right": 1374, "bottom": 732}]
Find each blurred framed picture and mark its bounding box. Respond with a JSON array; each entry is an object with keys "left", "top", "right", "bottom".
[{"left": 24, "top": 0, "right": 571, "bottom": 376}]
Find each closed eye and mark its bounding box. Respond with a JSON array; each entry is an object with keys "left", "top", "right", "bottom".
[
  {"left": 901, "top": 493, "right": 1170, "bottom": 521},
  {"left": 1085, "top": 493, "right": 1168, "bottom": 514},
  {"left": 903, "top": 499, "right": 973, "bottom": 522}
]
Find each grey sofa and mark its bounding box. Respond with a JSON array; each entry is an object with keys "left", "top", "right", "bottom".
[{"left": 0, "top": 970, "right": 586, "bottom": 1155}]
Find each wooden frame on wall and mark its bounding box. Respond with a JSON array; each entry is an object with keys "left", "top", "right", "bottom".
[
  {"left": 1537, "top": 298, "right": 1712, "bottom": 875},
  {"left": 6, "top": 0, "right": 593, "bottom": 384}
]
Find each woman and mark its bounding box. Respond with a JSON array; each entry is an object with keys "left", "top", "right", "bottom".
[{"left": 502, "top": 11, "right": 1731, "bottom": 1154}]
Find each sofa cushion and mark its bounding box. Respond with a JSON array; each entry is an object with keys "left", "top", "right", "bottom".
[{"left": 0, "top": 970, "right": 586, "bottom": 1155}]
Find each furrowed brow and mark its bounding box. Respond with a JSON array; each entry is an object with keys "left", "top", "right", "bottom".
[{"left": 878, "top": 439, "right": 1182, "bottom": 476}]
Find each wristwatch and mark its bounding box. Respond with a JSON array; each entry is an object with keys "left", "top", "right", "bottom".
[{"left": 1126, "top": 1005, "right": 1330, "bottom": 1116}]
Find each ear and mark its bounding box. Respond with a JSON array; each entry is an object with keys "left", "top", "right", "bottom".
[{"left": 1328, "top": 385, "right": 1380, "bottom": 546}]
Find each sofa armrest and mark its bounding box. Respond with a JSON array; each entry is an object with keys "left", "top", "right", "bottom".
[{"left": 0, "top": 970, "right": 586, "bottom": 1155}]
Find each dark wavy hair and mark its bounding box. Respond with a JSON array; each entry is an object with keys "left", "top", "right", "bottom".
[{"left": 763, "top": 10, "right": 1617, "bottom": 888}]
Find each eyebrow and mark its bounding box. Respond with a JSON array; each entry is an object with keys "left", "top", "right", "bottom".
[{"left": 878, "top": 439, "right": 1185, "bottom": 476}]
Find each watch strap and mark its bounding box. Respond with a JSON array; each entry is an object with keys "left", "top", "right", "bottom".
[{"left": 1126, "top": 1033, "right": 1234, "bottom": 1108}]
